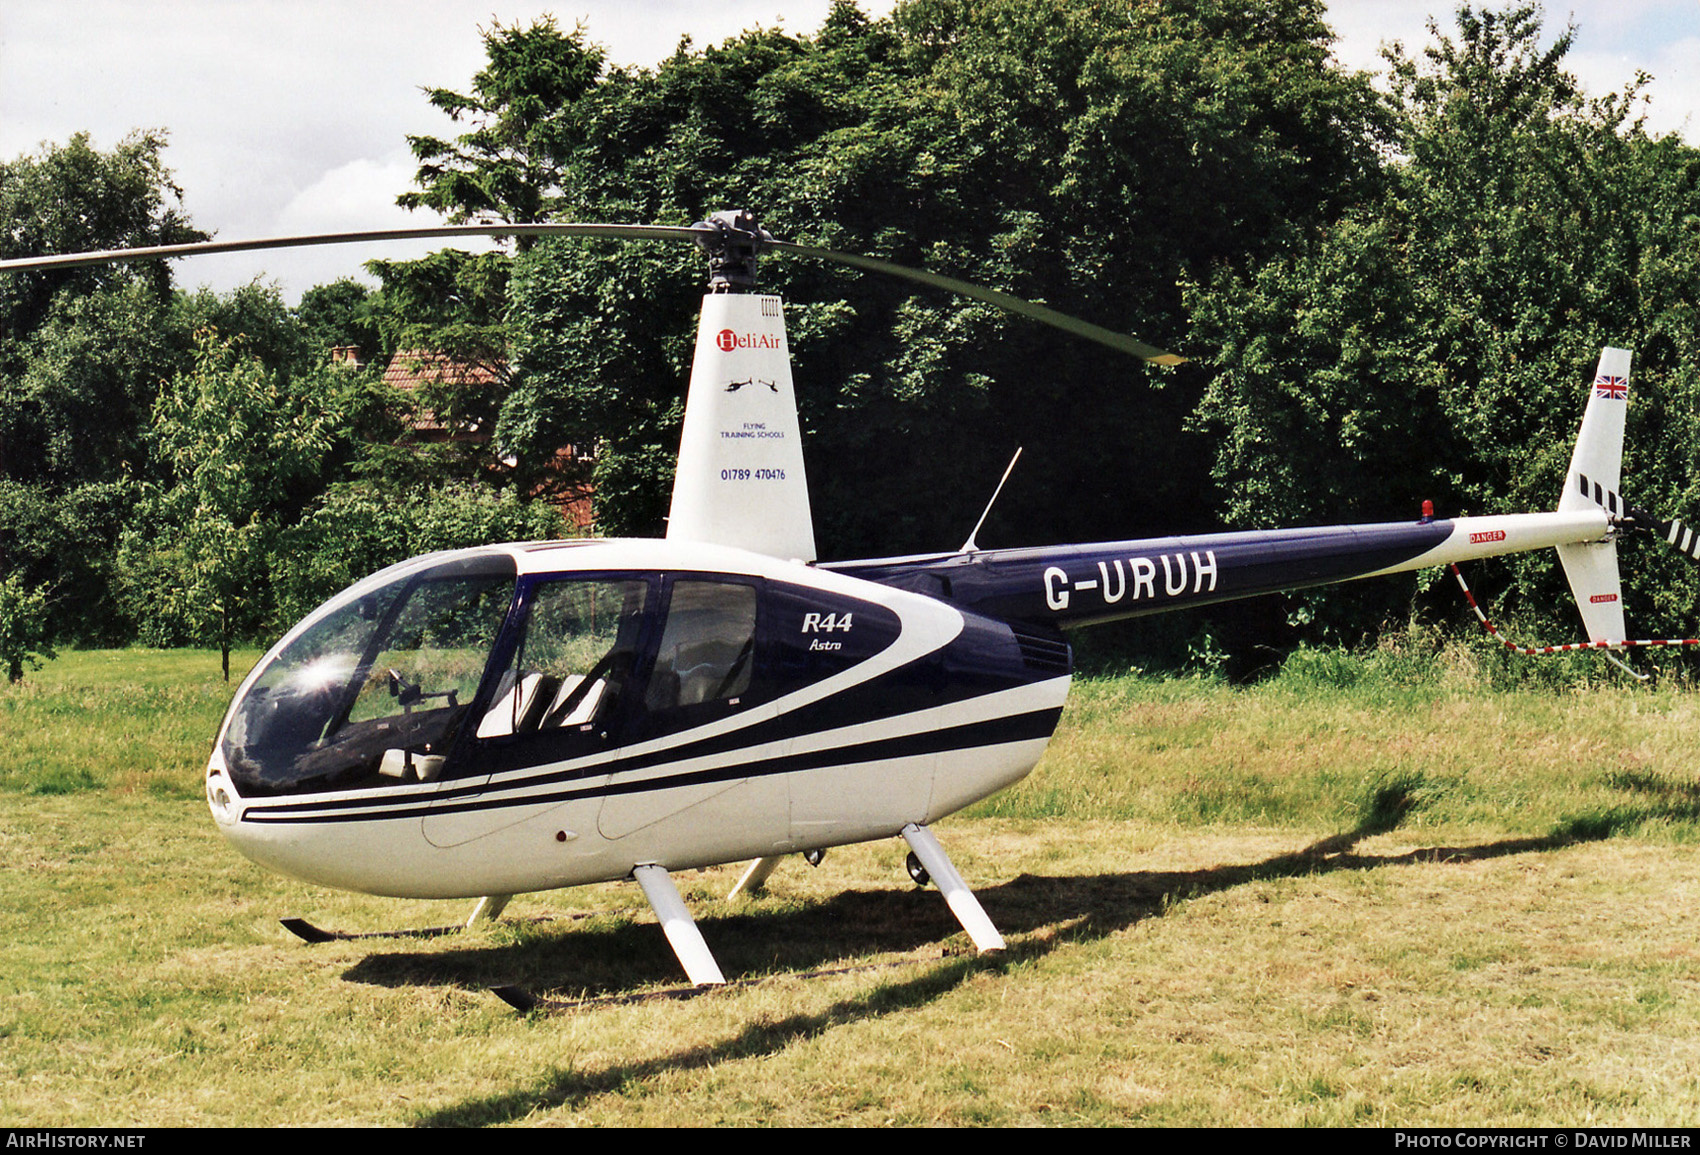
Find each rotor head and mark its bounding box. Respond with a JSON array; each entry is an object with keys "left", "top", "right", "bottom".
[{"left": 691, "top": 210, "right": 774, "bottom": 292}]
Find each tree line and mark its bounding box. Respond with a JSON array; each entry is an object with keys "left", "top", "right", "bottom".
[
  {"left": 2, "top": 0, "right": 1698, "bottom": 680},
  {"left": 0, "top": 136, "right": 561, "bottom": 679}
]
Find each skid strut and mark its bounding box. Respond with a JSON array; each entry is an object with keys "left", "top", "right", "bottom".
[
  {"left": 902, "top": 824, "right": 1005, "bottom": 954},
  {"left": 632, "top": 864, "right": 726, "bottom": 987},
  {"left": 466, "top": 894, "right": 512, "bottom": 927},
  {"left": 727, "top": 855, "right": 783, "bottom": 899}
]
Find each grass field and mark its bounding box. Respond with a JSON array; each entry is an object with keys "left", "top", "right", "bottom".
[{"left": 5, "top": 644, "right": 1700, "bottom": 1126}]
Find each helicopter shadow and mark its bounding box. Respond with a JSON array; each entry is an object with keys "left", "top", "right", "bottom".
[
  {"left": 340, "top": 882, "right": 995, "bottom": 998},
  {"left": 347, "top": 770, "right": 1680, "bottom": 1005},
  {"left": 362, "top": 775, "right": 1697, "bottom": 1126}
]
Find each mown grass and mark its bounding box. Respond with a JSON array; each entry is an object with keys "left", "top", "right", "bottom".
[
  {"left": 0, "top": 648, "right": 262, "bottom": 798},
  {"left": 5, "top": 643, "right": 1700, "bottom": 1126},
  {"left": 1001, "top": 632, "right": 1700, "bottom": 845}
]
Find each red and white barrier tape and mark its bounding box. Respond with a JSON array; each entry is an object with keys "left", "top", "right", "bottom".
[{"left": 1449, "top": 563, "right": 1700, "bottom": 657}]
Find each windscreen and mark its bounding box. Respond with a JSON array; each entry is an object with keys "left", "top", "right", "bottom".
[{"left": 221, "top": 554, "right": 517, "bottom": 797}]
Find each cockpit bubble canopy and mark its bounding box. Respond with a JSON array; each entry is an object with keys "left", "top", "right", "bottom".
[{"left": 221, "top": 553, "right": 517, "bottom": 797}]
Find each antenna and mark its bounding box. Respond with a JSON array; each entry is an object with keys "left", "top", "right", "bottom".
[{"left": 960, "top": 447, "right": 1023, "bottom": 554}]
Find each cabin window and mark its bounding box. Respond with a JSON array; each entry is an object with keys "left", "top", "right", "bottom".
[
  {"left": 478, "top": 578, "right": 650, "bottom": 741},
  {"left": 344, "top": 574, "right": 514, "bottom": 731},
  {"left": 643, "top": 580, "right": 759, "bottom": 714},
  {"left": 221, "top": 554, "right": 517, "bottom": 797}
]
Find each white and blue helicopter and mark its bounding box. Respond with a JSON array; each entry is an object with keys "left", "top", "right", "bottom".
[{"left": 4, "top": 213, "right": 1691, "bottom": 992}]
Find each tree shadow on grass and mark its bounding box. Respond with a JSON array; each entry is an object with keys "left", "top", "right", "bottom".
[{"left": 383, "top": 778, "right": 1695, "bottom": 1126}]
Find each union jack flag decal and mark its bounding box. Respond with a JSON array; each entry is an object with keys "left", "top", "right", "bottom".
[{"left": 1595, "top": 374, "right": 1628, "bottom": 400}]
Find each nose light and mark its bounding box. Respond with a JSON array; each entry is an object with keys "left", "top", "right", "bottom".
[{"left": 206, "top": 769, "right": 236, "bottom": 824}]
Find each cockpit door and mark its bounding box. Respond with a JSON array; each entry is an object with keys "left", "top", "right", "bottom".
[{"left": 422, "top": 575, "right": 654, "bottom": 849}]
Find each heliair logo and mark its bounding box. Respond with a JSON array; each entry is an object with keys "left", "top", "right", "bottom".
[{"left": 716, "top": 329, "right": 784, "bottom": 352}]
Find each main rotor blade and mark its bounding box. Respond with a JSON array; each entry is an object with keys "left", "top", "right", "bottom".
[
  {"left": 768, "top": 239, "right": 1185, "bottom": 366},
  {"left": 0, "top": 214, "right": 1185, "bottom": 365},
  {"left": 0, "top": 222, "right": 711, "bottom": 273}
]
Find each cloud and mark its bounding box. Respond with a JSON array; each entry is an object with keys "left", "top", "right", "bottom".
[{"left": 276, "top": 153, "right": 421, "bottom": 235}]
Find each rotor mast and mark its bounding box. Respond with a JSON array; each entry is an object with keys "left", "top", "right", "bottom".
[{"left": 667, "top": 209, "right": 818, "bottom": 561}]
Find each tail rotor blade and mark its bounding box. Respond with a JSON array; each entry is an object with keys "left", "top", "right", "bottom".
[
  {"left": 1639, "top": 508, "right": 1700, "bottom": 563},
  {"left": 1573, "top": 472, "right": 1700, "bottom": 565}
]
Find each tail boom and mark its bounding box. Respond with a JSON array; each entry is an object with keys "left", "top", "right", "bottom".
[
  {"left": 830, "top": 509, "right": 1611, "bottom": 630},
  {"left": 838, "top": 347, "right": 1639, "bottom": 640},
  {"left": 1363, "top": 510, "right": 1612, "bottom": 578}
]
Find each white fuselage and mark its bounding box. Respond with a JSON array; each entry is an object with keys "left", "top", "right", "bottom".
[{"left": 205, "top": 539, "right": 1069, "bottom": 899}]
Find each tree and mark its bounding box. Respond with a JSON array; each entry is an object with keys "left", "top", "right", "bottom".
[
  {"left": 119, "top": 333, "right": 338, "bottom": 679},
  {"left": 399, "top": 17, "right": 607, "bottom": 225},
  {"left": 172, "top": 282, "right": 316, "bottom": 380},
  {"left": 0, "top": 131, "right": 205, "bottom": 342},
  {"left": 3, "top": 279, "right": 319, "bottom": 489},
  {"left": 1, "top": 278, "right": 181, "bottom": 485},
  {"left": 388, "top": 17, "right": 620, "bottom": 506},
  {"left": 273, "top": 480, "right": 563, "bottom": 625},
  {"left": 0, "top": 572, "right": 54, "bottom": 683},
  {"left": 490, "top": 0, "right": 1387, "bottom": 552},
  {"left": 0, "top": 133, "right": 206, "bottom": 488},
  {"left": 360, "top": 248, "right": 541, "bottom": 493},
  {"left": 1189, "top": 5, "right": 1700, "bottom": 644},
  {"left": 295, "top": 278, "right": 382, "bottom": 359},
  {"left": 0, "top": 478, "right": 137, "bottom": 645}
]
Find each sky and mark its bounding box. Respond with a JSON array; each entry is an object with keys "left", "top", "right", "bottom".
[{"left": 1, "top": 1, "right": 1695, "bottom": 303}]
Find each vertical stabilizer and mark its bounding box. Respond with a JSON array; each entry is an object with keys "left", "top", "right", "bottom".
[
  {"left": 667, "top": 293, "right": 816, "bottom": 561},
  {"left": 1555, "top": 347, "right": 1632, "bottom": 642}
]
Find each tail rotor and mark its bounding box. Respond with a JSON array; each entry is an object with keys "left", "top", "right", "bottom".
[
  {"left": 1454, "top": 346, "right": 1700, "bottom": 676},
  {"left": 1614, "top": 499, "right": 1700, "bottom": 566}
]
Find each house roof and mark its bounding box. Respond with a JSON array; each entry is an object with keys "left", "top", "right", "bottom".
[
  {"left": 382, "top": 349, "right": 502, "bottom": 438},
  {"left": 382, "top": 349, "right": 501, "bottom": 392}
]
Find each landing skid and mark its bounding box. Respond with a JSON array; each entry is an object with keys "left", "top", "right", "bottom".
[
  {"left": 633, "top": 863, "right": 725, "bottom": 986},
  {"left": 491, "top": 953, "right": 945, "bottom": 1014},
  {"left": 280, "top": 917, "right": 466, "bottom": 943},
  {"left": 726, "top": 854, "right": 784, "bottom": 899},
  {"left": 629, "top": 825, "right": 1002, "bottom": 992},
  {"left": 290, "top": 826, "right": 1004, "bottom": 1001},
  {"left": 901, "top": 824, "right": 1005, "bottom": 954},
  {"left": 280, "top": 894, "right": 565, "bottom": 944}
]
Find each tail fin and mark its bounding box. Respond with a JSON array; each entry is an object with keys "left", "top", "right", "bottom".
[{"left": 1554, "top": 347, "right": 1633, "bottom": 642}]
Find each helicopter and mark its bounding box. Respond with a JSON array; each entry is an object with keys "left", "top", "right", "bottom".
[{"left": 3, "top": 212, "right": 1690, "bottom": 990}]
